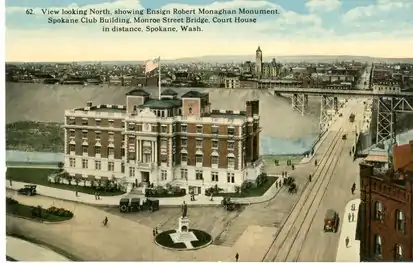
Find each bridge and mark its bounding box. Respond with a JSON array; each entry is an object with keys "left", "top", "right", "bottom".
[{"left": 267, "top": 69, "right": 413, "bottom": 145}]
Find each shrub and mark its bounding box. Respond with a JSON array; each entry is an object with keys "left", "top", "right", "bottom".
[
  {"left": 205, "top": 185, "right": 223, "bottom": 196},
  {"left": 6, "top": 197, "right": 19, "bottom": 205},
  {"left": 46, "top": 206, "right": 73, "bottom": 218},
  {"left": 145, "top": 187, "right": 186, "bottom": 197},
  {"left": 256, "top": 173, "right": 268, "bottom": 187}
]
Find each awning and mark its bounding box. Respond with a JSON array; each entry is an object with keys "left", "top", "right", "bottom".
[
  {"left": 108, "top": 143, "right": 114, "bottom": 148},
  {"left": 181, "top": 149, "right": 188, "bottom": 154},
  {"left": 87, "top": 175, "right": 95, "bottom": 180},
  {"left": 211, "top": 151, "right": 219, "bottom": 156},
  {"left": 74, "top": 174, "right": 83, "bottom": 179},
  {"left": 82, "top": 141, "right": 88, "bottom": 146},
  {"left": 196, "top": 150, "right": 203, "bottom": 155},
  {"left": 227, "top": 153, "right": 235, "bottom": 158},
  {"left": 364, "top": 155, "right": 388, "bottom": 163},
  {"left": 69, "top": 140, "right": 76, "bottom": 145},
  {"left": 95, "top": 142, "right": 102, "bottom": 147},
  {"left": 82, "top": 174, "right": 88, "bottom": 178}
]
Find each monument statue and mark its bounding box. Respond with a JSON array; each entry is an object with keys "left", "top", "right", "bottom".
[{"left": 181, "top": 201, "right": 188, "bottom": 218}]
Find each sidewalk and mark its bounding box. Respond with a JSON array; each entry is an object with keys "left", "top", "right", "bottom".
[
  {"left": 6, "top": 174, "right": 284, "bottom": 207},
  {"left": 336, "top": 198, "right": 361, "bottom": 262},
  {"left": 6, "top": 236, "right": 70, "bottom": 261}
]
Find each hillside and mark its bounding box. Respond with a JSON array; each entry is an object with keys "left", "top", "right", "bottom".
[{"left": 6, "top": 83, "right": 321, "bottom": 141}]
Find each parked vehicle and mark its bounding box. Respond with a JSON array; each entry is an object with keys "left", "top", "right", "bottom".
[
  {"left": 324, "top": 209, "right": 339, "bottom": 232},
  {"left": 221, "top": 197, "right": 241, "bottom": 211},
  {"left": 17, "top": 185, "right": 37, "bottom": 196},
  {"left": 119, "top": 197, "right": 159, "bottom": 213}
]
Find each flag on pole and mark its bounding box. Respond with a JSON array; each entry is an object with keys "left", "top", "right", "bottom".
[{"left": 145, "top": 57, "right": 160, "bottom": 74}]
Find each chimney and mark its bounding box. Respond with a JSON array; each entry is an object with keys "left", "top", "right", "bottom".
[{"left": 86, "top": 101, "right": 92, "bottom": 107}]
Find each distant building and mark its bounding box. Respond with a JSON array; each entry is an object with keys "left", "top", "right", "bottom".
[
  {"left": 224, "top": 77, "right": 241, "bottom": 89},
  {"left": 63, "top": 88, "right": 263, "bottom": 194},
  {"left": 254, "top": 46, "right": 280, "bottom": 79},
  {"left": 359, "top": 141, "right": 413, "bottom": 261}
]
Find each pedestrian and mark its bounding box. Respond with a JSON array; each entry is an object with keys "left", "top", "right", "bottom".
[
  {"left": 351, "top": 204, "right": 356, "bottom": 211},
  {"left": 94, "top": 192, "right": 97, "bottom": 200},
  {"left": 349, "top": 150, "right": 352, "bottom": 156},
  {"left": 308, "top": 174, "right": 312, "bottom": 182},
  {"left": 315, "top": 159, "right": 318, "bottom": 166},
  {"left": 348, "top": 212, "right": 351, "bottom": 222},
  {"left": 103, "top": 216, "right": 108, "bottom": 226},
  {"left": 155, "top": 227, "right": 158, "bottom": 235},
  {"left": 351, "top": 212, "right": 355, "bottom": 222},
  {"left": 291, "top": 164, "right": 295, "bottom": 170},
  {"left": 235, "top": 252, "right": 239, "bottom": 262},
  {"left": 75, "top": 191, "right": 79, "bottom": 197},
  {"left": 9, "top": 179, "right": 12, "bottom": 186},
  {"left": 210, "top": 193, "right": 214, "bottom": 201},
  {"left": 97, "top": 192, "right": 100, "bottom": 200},
  {"left": 152, "top": 228, "right": 156, "bottom": 237},
  {"left": 345, "top": 236, "right": 350, "bottom": 248}
]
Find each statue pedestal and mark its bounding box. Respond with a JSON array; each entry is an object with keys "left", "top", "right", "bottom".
[{"left": 178, "top": 216, "right": 190, "bottom": 233}]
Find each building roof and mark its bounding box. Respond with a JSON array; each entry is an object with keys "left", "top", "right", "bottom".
[
  {"left": 364, "top": 155, "right": 389, "bottom": 163},
  {"left": 126, "top": 88, "right": 150, "bottom": 96},
  {"left": 393, "top": 142, "right": 413, "bottom": 172},
  {"left": 181, "top": 90, "right": 205, "bottom": 98},
  {"left": 140, "top": 99, "right": 182, "bottom": 109},
  {"left": 161, "top": 88, "right": 178, "bottom": 96}
]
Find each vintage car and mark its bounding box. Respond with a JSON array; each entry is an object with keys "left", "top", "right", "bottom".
[
  {"left": 17, "top": 185, "right": 37, "bottom": 196},
  {"left": 324, "top": 209, "right": 339, "bottom": 233}
]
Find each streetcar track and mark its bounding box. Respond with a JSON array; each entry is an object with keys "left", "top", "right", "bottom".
[
  {"left": 283, "top": 127, "right": 348, "bottom": 261},
  {"left": 262, "top": 124, "right": 345, "bottom": 261}
]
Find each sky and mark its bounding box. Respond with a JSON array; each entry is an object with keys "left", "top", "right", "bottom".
[{"left": 5, "top": 0, "right": 413, "bottom": 62}]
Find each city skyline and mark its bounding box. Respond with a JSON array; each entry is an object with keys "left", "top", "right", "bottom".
[{"left": 6, "top": 0, "right": 413, "bottom": 62}]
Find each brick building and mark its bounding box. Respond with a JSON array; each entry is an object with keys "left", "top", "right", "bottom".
[
  {"left": 63, "top": 88, "right": 262, "bottom": 194},
  {"left": 359, "top": 141, "right": 413, "bottom": 261}
]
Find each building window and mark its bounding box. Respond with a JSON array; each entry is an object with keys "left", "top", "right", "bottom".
[
  {"left": 161, "top": 154, "right": 167, "bottom": 163},
  {"left": 374, "top": 201, "right": 383, "bottom": 220},
  {"left": 82, "top": 131, "right": 88, "bottom": 139},
  {"left": 211, "top": 156, "right": 218, "bottom": 165},
  {"left": 69, "top": 130, "right": 75, "bottom": 138},
  {"left": 196, "top": 125, "right": 203, "bottom": 134},
  {"left": 374, "top": 235, "right": 382, "bottom": 256},
  {"left": 81, "top": 119, "right": 88, "bottom": 125},
  {"left": 108, "top": 134, "right": 114, "bottom": 142},
  {"left": 121, "top": 163, "right": 125, "bottom": 173},
  {"left": 108, "top": 162, "right": 114, "bottom": 171},
  {"left": 188, "top": 107, "right": 193, "bottom": 114},
  {"left": 228, "top": 127, "right": 235, "bottom": 135},
  {"left": 228, "top": 157, "right": 235, "bottom": 167},
  {"left": 129, "top": 167, "right": 135, "bottom": 177},
  {"left": 109, "top": 120, "right": 114, "bottom": 128},
  {"left": 69, "top": 158, "right": 75, "bottom": 167},
  {"left": 212, "top": 172, "right": 218, "bottom": 182},
  {"left": 95, "top": 133, "right": 101, "bottom": 140},
  {"left": 181, "top": 124, "right": 187, "bottom": 133},
  {"left": 196, "top": 139, "right": 203, "bottom": 148},
  {"left": 227, "top": 173, "right": 235, "bottom": 183},
  {"left": 181, "top": 138, "right": 187, "bottom": 147},
  {"left": 121, "top": 121, "right": 125, "bottom": 128},
  {"left": 196, "top": 170, "right": 203, "bottom": 180},
  {"left": 181, "top": 153, "right": 187, "bottom": 163},
  {"left": 82, "top": 146, "right": 88, "bottom": 153},
  {"left": 121, "top": 148, "right": 125, "bottom": 157},
  {"left": 212, "top": 125, "right": 218, "bottom": 134},
  {"left": 161, "top": 170, "right": 167, "bottom": 181},
  {"left": 212, "top": 140, "right": 218, "bottom": 149},
  {"left": 95, "top": 146, "right": 101, "bottom": 155},
  {"left": 82, "top": 159, "right": 88, "bottom": 169},
  {"left": 396, "top": 210, "right": 405, "bottom": 233},
  {"left": 395, "top": 244, "right": 403, "bottom": 261},
  {"left": 181, "top": 169, "right": 188, "bottom": 179},
  {"left": 69, "top": 145, "right": 75, "bottom": 152},
  {"left": 228, "top": 141, "right": 235, "bottom": 150},
  {"left": 196, "top": 154, "right": 203, "bottom": 164},
  {"left": 95, "top": 160, "right": 101, "bottom": 170},
  {"left": 95, "top": 120, "right": 101, "bottom": 126},
  {"left": 161, "top": 125, "right": 167, "bottom": 133},
  {"left": 108, "top": 147, "right": 114, "bottom": 156},
  {"left": 128, "top": 123, "right": 135, "bottom": 131},
  {"left": 161, "top": 138, "right": 167, "bottom": 148}
]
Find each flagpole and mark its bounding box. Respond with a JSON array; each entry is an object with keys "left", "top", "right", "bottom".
[{"left": 158, "top": 57, "right": 161, "bottom": 100}]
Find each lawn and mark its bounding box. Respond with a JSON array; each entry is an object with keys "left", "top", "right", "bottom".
[
  {"left": 6, "top": 198, "right": 72, "bottom": 222},
  {"left": 6, "top": 121, "right": 64, "bottom": 152},
  {"left": 216, "top": 176, "right": 277, "bottom": 198},
  {"left": 6, "top": 167, "right": 125, "bottom": 196}
]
